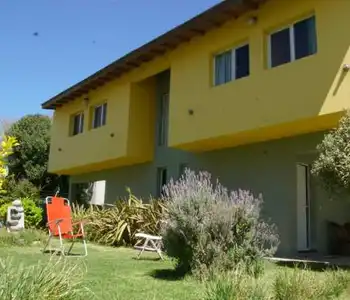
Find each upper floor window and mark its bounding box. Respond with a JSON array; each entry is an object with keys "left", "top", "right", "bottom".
[
  {"left": 71, "top": 112, "right": 84, "bottom": 136},
  {"left": 268, "top": 15, "right": 317, "bottom": 68},
  {"left": 92, "top": 102, "right": 107, "bottom": 129},
  {"left": 214, "top": 44, "right": 250, "bottom": 86},
  {"left": 158, "top": 93, "right": 169, "bottom": 146}
]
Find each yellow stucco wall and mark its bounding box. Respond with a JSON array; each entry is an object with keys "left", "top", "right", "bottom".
[
  {"left": 49, "top": 0, "right": 350, "bottom": 174},
  {"left": 168, "top": 0, "right": 350, "bottom": 150}
]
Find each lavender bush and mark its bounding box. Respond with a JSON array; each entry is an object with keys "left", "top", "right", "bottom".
[{"left": 161, "top": 169, "right": 279, "bottom": 279}]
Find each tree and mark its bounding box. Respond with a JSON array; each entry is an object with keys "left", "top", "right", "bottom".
[
  {"left": 6, "top": 114, "right": 68, "bottom": 196},
  {"left": 311, "top": 111, "right": 350, "bottom": 198},
  {"left": 0, "top": 135, "right": 18, "bottom": 193}
]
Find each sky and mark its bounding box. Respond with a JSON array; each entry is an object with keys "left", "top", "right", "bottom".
[{"left": 0, "top": 0, "right": 221, "bottom": 121}]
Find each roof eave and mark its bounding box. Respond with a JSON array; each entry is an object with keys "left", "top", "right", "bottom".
[{"left": 41, "top": 0, "right": 265, "bottom": 110}]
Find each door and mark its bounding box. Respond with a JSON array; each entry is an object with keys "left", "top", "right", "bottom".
[{"left": 296, "top": 163, "right": 311, "bottom": 251}]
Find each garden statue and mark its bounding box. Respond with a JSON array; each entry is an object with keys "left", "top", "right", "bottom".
[{"left": 6, "top": 199, "right": 25, "bottom": 232}]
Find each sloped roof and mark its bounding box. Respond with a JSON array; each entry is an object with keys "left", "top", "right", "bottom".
[{"left": 41, "top": 0, "right": 265, "bottom": 110}]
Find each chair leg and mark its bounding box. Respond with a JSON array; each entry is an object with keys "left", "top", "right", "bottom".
[
  {"left": 82, "top": 238, "right": 88, "bottom": 256},
  {"left": 66, "top": 238, "right": 87, "bottom": 257},
  {"left": 42, "top": 233, "right": 52, "bottom": 253},
  {"left": 58, "top": 234, "right": 66, "bottom": 256},
  {"left": 137, "top": 238, "right": 149, "bottom": 259},
  {"left": 150, "top": 239, "right": 163, "bottom": 260},
  {"left": 67, "top": 240, "right": 75, "bottom": 255}
]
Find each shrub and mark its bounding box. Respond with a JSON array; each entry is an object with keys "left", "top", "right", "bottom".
[
  {"left": 273, "top": 266, "right": 350, "bottom": 300},
  {"left": 0, "top": 197, "right": 42, "bottom": 228},
  {"left": 71, "top": 189, "right": 167, "bottom": 246},
  {"left": 161, "top": 169, "right": 279, "bottom": 279},
  {"left": 0, "top": 256, "right": 91, "bottom": 300},
  {"left": 0, "top": 135, "right": 18, "bottom": 194},
  {"left": 312, "top": 110, "right": 350, "bottom": 198}
]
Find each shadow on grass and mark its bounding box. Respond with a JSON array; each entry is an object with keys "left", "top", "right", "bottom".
[
  {"left": 149, "top": 268, "right": 185, "bottom": 281},
  {"left": 42, "top": 249, "right": 85, "bottom": 257},
  {"left": 132, "top": 256, "right": 162, "bottom": 262}
]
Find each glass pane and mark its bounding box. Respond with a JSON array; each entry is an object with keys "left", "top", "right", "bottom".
[
  {"left": 270, "top": 28, "right": 291, "bottom": 67},
  {"left": 73, "top": 115, "right": 80, "bottom": 135},
  {"left": 80, "top": 113, "right": 84, "bottom": 133},
  {"left": 102, "top": 103, "right": 107, "bottom": 126},
  {"left": 94, "top": 106, "right": 102, "bottom": 128},
  {"left": 235, "top": 44, "right": 250, "bottom": 79},
  {"left": 214, "top": 50, "right": 231, "bottom": 85},
  {"left": 294, "top": 16, "right": 317, "bottom": 60}
]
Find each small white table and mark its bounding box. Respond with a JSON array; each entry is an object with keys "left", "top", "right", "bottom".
[{"left": 134, "top": 233, "right": 163, "bottom": 260}]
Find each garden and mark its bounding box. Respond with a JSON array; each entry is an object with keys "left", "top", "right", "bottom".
[{"left": 2, "top": 113, "right": 350, "bottom": 299}]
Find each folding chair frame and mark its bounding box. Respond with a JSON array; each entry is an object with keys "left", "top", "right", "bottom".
[
  {"left": 134, "top": 233, "right": 163, "bottom": 260},
  {"left": 42, "top": 197, "right": 88, "bottom": 257}
]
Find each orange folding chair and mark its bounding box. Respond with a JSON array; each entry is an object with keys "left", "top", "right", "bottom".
[{"left": 43, "top": 196, "right": 88, "bottom": 256}]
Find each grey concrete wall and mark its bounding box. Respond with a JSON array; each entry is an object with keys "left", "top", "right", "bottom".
[
  {"left": 69, "top": 70, "right": 350, "bottom": 257},
  {"left": 70, "top": 70, "right": 196, "bottom": 201}
]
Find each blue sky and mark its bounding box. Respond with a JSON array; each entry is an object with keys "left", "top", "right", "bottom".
[{"left": 0, "top": 0, "right": 220, "bottom": 120}]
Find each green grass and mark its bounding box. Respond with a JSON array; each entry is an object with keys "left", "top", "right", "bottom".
[
  {"left": 1, "top": 241, "right": 350, "bottom": 300},
  {"left": 0, "top": 243, "right": 202, "bottom": 300}
]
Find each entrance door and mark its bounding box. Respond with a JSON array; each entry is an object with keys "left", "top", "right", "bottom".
[{"left": 296, "top": 163, "right": 311, "bottom": 251}]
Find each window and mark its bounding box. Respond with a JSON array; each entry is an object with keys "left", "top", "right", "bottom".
[
  {"left": 71, "top": 112, "right": 84, "bottom": 136},
  {"left": 178, "top": 163, "right": 188, "bottom": 179},
  {"left": 214, "top": 44, "right": 250, "bottom": 86},
  {"left": 269, "top": 15, "right": 317, "bottom": 68},
  {"left": 156, "top": 167, "right": 167, "bottom": 197},
  {"left": 92, "top": 102, "right": 107, "bottom": 129},
  {"left": 158, "top": 93, "right": 169, "bottom": 146}
]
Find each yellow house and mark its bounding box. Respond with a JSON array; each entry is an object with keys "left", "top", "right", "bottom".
[{"left": 42, "top": 0, "right": 350, "bottom": 256}]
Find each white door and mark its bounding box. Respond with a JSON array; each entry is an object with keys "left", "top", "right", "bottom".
[
  {"left": 90, "top": 180, "right": 106, "bottom": 205},
  {"left": 296, "top": 164, "right": 311, "bottom": 251}
]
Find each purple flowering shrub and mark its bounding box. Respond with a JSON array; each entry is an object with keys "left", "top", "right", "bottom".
[{"left": 161, "top": 169, "right": 279, "bottom": 278}]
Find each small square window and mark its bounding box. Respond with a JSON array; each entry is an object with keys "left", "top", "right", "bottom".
[
  {"left": 214, "top": 44, "right": 250, "bottom": 86},
  {"left": 92, "top": 102, "right": 107, "bottom": 129},
  {"left": 71, "top": 112, "right": 84, "bottom": 136}
]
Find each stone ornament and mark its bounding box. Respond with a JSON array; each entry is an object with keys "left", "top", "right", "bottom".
[{"left": 6, "top": 199, "right": 25, "bottom": 232}]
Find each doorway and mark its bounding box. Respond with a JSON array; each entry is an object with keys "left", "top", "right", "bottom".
[{"left": 296, "top": 163, "right": 311, "bottom": 251}]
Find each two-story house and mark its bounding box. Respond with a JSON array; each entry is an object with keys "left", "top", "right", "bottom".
[{"left": 42, "top": 0, "right": 350, "bottom": 257}]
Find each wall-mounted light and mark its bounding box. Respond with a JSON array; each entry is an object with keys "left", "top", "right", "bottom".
[
  {"left": 343, "top": 64, "right": 350, "bottom": 72},
  {"left": 83, "top": 96, "right": 90, "bottom": 107},
  {"left": 247, "top": 16, "right": 258, "bottom": 26}
]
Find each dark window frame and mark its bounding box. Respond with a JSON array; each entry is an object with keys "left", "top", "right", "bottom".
[{"left": 268, "top": 15, "right": 317, "bottom": 68}]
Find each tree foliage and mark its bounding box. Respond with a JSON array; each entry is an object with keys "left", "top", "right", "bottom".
[
  {"left": 5, "top": 114, "right": 67, "bottom": 195},
  {"left": 312, "top": 111, "right": 350, "bottom": 197},
  {"left": 0, "top": 136, "right": 18, "bottom": 193}
]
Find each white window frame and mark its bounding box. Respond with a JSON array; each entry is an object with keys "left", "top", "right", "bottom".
[
  {"left": 72, "top": 112, "right": 84, "bottom": 136},
  {"left": 213, "top": 43, "right": 249, "bottom": 86},
  {"left": 92, "top": 102, "right": 107, "bottom": 129},
  {"left": 268, "top": 15, "right": 315, "bottom": 69}
]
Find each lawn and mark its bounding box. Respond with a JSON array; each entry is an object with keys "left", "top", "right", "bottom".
[
  {"left": 0, "top": 244, "right": 203, "bottom": 300},
  {"left": 1, "top": 242, "right": 350, "bottom": 300}
]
